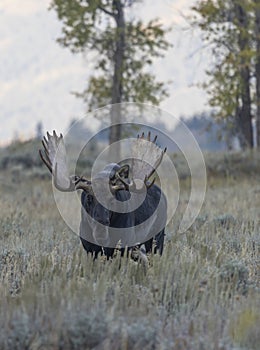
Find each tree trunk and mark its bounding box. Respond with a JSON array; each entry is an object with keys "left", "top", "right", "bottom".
[
  {"left": 255, "top": 0, "right": 260, "bottom": 148},
  {"left": 236, "top": 3, "right": 254, "bottom": 149},
  {"left": 109, "top": 0, "right": 125, "bottom": 158},
  {"left": 238, "top": 66, "right": 253, "bottom": 148}
]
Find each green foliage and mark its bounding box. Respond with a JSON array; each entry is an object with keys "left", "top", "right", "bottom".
[
  {"left": 50, "top": 0, "right": 171, "bottom": 110},
  {"left": 191, "top": 0, "right": 259, "bottom": 147}
]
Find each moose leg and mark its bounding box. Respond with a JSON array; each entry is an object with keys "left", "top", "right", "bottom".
[
  {"left": 103, "top": 247, "right": 115, "bottom": 259},
  {"left": 80, "top": 237, "right": 102, "bottom": 259},
  {"left": 154, "top": 229, "right": 165, "bottom": 255},
  {"left": 144, "top": 238, "right": 153, "bottom": 254}
]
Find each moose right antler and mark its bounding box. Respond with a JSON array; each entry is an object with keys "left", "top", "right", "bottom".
[
  {"left": 39, "top": 131, "right": 125, "bottom": 192},
  {"left": 39, "top": 131, "right": 80, "bottom": 192}
]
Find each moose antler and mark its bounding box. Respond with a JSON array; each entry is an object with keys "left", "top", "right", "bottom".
[
  {"left": 39, "top": 131, "right": 83, "bottom": 192},
  {"left": 40, "top": 130, "right": 165, "bottom": 194},
  {"left": 134, "top": 131, "right": 167, "bottom": 184},
  {"left": 39, "top": 131, "right": 126, "bottom": 192},
  {"left": 115, "top": 131, "right": 166, "bottom": 192}
]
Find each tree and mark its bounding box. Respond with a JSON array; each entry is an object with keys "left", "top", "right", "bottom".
[
  {"left": 50, "top": 0, "right": 171, "bottom": 146},
  {"left": 191, "top": 0, "right": 260, "bottom": 149},
  {"left": 36, "top": 121, "right": 43, "bottom": 140},
  {"left": 255, "top": 0, "right": 260, "bottom": 147}
]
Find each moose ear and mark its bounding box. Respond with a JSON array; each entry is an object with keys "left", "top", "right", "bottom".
[{"left": 117, "top": 164, "right": 130, "bottom": 179}]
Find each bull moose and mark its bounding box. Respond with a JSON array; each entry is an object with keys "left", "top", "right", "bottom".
[{"left": 39, "top": 130, "right": 167, "bottom": 260}]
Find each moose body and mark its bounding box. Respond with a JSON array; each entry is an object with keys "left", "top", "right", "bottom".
[
  {"left": 79, "top": 165, "right": 167, "bottom": 259},
  {"left": 39, "top": 131, "right": 167, "bottom": 261}
]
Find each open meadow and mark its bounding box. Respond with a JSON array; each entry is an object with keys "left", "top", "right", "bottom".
[{"left": 0, "top": 140, "right": 259, "bottom": 349}]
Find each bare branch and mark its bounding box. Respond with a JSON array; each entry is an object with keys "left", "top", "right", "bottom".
[{"left": 97, "top": 5, "right": 115, "bottom": 18}]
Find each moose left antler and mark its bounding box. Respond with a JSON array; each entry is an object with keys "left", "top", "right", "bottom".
[{"left": 115, "top": 131, "right": 167, "bottom": 191}]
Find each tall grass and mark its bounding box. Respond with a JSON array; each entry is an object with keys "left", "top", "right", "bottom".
[{"left": 0, "top": 150, "right": 259, "bottom": 349}]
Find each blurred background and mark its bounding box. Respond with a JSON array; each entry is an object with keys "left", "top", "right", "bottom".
[
  {"left": 1, "top": 0, "right": 259, "bottom": 151},
  {"left": 0, "top": 0, "right": 211, "bottom": 145}
]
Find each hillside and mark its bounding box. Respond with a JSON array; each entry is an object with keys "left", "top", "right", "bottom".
[{"left": 0, "top": 138, "right": 259, "bottom": 180}]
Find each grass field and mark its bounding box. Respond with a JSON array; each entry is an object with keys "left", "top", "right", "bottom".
[{"left": 0, "top": 140, "right": 259, "bottom": 349}]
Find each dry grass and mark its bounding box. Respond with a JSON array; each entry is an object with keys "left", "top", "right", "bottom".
[{"left": 0, "top": 142, "right": 259, "bottom": 349}]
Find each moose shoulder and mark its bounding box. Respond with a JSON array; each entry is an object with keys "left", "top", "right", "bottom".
[{"left": 39, "top": 131, "right": 167, "bottom": 260}]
